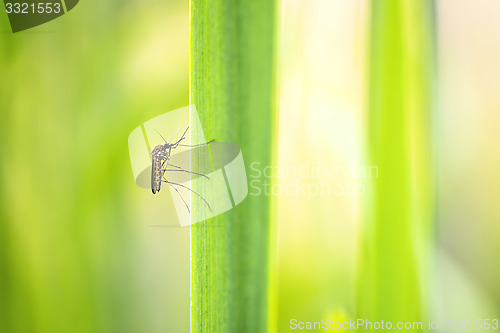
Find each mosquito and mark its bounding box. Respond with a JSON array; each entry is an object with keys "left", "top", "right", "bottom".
[{"left": 150, "top": 127, "right": 213, "bottom": 213}]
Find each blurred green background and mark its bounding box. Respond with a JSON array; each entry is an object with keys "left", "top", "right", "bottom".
[
  {"left": 275, "top": 0, "right": 500, "bottom": 331},
  {"left": 0, "top": 1, "right": 191, "bottom": 332}
]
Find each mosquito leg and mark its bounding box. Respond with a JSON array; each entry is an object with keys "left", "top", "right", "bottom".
[
  {"left": 163, "top": 169, "right": 210, "bottom": 179},
  {"left": 161, "top": 157, "right": 171, "bottom": 169},
  {"left": 162, "top": 180, "right": 212, "bottom": 212},
  {"left": 172, "top": 127, "right": 189, "bottom": 147},
  {"left": 178, "top": 139, "right": 215, "bottom": 148},
  {"left": 168, "top": 164, "right": 182, "bottom": 169},
  {"left": 169, "top": 183, "right": 190, "bottom": 213}
]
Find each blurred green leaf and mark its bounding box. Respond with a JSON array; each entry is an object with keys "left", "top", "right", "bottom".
[{"left": 357, "top": 0, "right": 435, "bottom": 329}]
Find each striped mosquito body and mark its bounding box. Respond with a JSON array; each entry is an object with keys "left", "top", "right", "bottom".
[
  {"left": 150, "top": 127, "right": 213, "bottom": 213},
  {"left": 151, "top": 144, "right": 171, "bottom": 194}
]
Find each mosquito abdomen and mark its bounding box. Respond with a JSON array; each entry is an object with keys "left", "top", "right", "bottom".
[{"left": 151, "top": 145, "right": 164, "bottom": 194}]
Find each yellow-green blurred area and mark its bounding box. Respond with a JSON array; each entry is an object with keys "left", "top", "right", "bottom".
[
  {"left": 276, "top": 0, "right": 500, "bottom": 331},
  {"left": 0, "top": 0, "right": 190, "bottom": 332}
]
